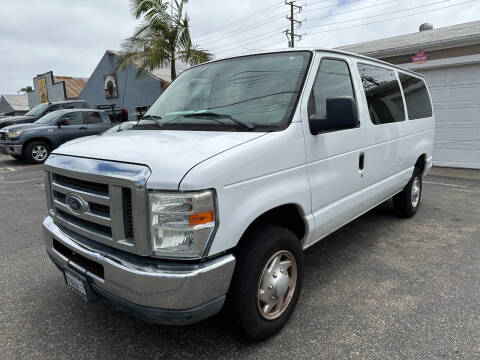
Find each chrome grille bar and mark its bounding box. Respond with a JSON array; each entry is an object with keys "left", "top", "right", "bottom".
[{"left": 44, "top": 154, "right": 151, "bottom": 256}]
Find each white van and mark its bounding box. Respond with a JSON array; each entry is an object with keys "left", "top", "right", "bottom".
[{"left": 43, "top": 49, "right": 434, "bottom": 340}]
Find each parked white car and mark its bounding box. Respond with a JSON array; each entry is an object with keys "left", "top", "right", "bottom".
[{"left": 42, "top": 48, "right": 434, "bottom": 340}]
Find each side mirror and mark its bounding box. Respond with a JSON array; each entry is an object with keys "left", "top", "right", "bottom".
[
  {"left": 309, "top": 96, "right": 358, "bottom": 135},
  {"left": 56, "top": 118, "right": 69, "bottom": 127}
]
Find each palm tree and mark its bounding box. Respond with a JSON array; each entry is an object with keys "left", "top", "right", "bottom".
[
  {"left": 19, "top": 86, "right": 33, "bottom": 93},
  {"left": 118, "top": 0, "right": 212, "bottom": 82}
]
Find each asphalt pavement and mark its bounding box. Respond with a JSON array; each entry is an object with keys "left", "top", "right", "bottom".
[{"left": 1, "top": 153, "right": 479, "bottom": 359}]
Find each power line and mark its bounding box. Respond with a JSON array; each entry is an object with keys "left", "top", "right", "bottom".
[
  {"left": 196, "top": 10, "right": 288, "bottom": 45},
  {"left": 210, "top": 0, "right": 476, "bottom": 57},
  {"left": 307, "top": 0, "right": 477, "bottom": 35},
  {"left": 194, "top": 3, "right": 284, "bottom": 39},
  {"left": 246, "top": 0, "right": 478, "bottom": 52},
  {"left": 303, "top": 0, "right": 460, "bottom": 28},
  {"left": 302, "top": 0, "right": 400, "bottom": 25}
]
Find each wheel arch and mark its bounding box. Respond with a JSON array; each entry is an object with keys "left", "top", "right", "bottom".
[
  {"left": 415, "top": 153, "right": 427, "bottom": 175},
  {"left": 22, "top": 137, "right": 53, "bottom": 154},
  {"left": 237, "top": 203, "right": 307, "bottom": 248}
]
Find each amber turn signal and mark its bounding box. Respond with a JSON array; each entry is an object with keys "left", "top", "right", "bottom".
[{"left": 189, "top": 211, "right": 215, "bottom": 226}]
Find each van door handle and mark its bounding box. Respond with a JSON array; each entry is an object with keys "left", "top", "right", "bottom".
[
  {"left": 359, "top": 153, "right": 365, "bottom": 171},
  {"left": 79, "top": 126, "right": 87, "bottom": 130}
]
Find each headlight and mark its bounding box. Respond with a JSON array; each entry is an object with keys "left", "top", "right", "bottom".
[
  {"left": 149, "top": 190, "right": 216, "bottom": 259},
  {"left": 8, "top": 130, "right": 22, "bottom": 138}
]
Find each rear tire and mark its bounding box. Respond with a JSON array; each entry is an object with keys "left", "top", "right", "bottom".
[
  {"left": 24, "top": 141, "right": 50, "bottom": 164},
  {"left": 393, "top": 167, "right": 422, "bottom": 218},
  {"left": 230, "top": 224, "right": 304, "bottom": 340}
]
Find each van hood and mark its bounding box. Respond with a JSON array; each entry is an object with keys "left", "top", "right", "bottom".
[{"left": 53, "top": 130, "right": 266, "bottom": 189}]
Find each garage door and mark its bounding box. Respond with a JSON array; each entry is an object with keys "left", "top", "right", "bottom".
[{"left": 418, "top": 64, "right": 480, "bottom": 169}]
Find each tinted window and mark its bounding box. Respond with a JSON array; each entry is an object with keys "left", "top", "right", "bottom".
[
  {"left": 86, "top": 112, "right": 103, "bottom": 124},
  {"left": 308, "top": 58, "right": 355, "bottom": 119},
  {"left": 398, "top": 73, "right": 432, "bottom": 120},
  {"left": 357, "top": 63, "right": 405, "bottom": 124},
  {"left": 61, "top": 112, "right": 84, "bottom": 126}
]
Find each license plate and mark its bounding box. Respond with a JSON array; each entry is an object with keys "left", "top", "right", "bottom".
[{"left": 64, "top": 268, "right": 88, "bottom": 299}]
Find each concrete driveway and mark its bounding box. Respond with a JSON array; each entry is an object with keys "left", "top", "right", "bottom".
[{"left": 1, "top": 154, "right": 479, "bottom": 359}]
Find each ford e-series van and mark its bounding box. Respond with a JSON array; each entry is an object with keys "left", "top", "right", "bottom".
[{"left": 42, "top": 48, "right": 434, "bottom": 340}]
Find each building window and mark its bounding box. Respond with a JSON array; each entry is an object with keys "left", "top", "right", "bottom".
[{"left": 104, "top": 73, "right": 118, "bottom": 99}]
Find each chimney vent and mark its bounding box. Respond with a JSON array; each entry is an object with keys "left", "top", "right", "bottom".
[{"left": 419, "top": 23, "right": 434, "bottom": 32}]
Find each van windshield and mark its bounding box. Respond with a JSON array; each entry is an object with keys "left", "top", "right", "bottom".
[{"left": 137, "top": 51, "right": 312, "bottom": 132}]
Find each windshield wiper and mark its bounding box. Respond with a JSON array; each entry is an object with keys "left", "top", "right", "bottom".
[
  {"left": 140, "top": 114, "right": 163, "bottom": 124},
  {"left": 183, "top": 112, "right": 254, "bottom": 130}
]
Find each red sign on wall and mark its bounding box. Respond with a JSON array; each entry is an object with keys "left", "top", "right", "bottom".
[{"left": 412, "top": 50, "right": 429, "bottom": 63}]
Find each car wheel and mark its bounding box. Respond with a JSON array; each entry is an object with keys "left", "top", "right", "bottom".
[
  {"left": 24, "top": 141, "right": 50, "bottom": 164},
  {"left": 230, "top": 224, "right": 304, "bottom": 340},
  {"left": 393, "top": 167, "right": 422, "bottom": 218}
]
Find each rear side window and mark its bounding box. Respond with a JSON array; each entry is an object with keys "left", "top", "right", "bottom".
[
  {"left": 86, "top": 112, "right": 103, "bottom": 124},
  {"left": 61, "top": 112, "right": 84, "bottom": 126},
  {"left": 308, "top": 58, "right": 355, "bottom": 119},
  {"left": 357, "top": 63, "right": 405, "bottom": 124},
  {"left": 398, "top": 73, "right": 432, "bottom": 120}
]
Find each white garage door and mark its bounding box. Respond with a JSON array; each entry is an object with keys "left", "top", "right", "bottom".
[{"left": 418, "top": 64, "right": 480, "bottom": 169}]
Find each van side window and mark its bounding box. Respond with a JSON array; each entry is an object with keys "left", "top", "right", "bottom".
[
  {"left": 398, "top": 73, "right": 433, "bottom": 120},
  {"left": 308, "top": 58, "right": 355, "bottom": 120},
  {"left": 357, "top": 63, "right": 405, "bottom": 124}
]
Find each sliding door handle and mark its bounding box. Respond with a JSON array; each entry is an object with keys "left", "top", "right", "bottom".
[{"left": 359, "top": 153, "right": 365, "bottom": 171}]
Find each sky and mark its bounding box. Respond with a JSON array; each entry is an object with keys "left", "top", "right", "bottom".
[{"left": 1, "top": 0, "right": 480, "bottom": 94}]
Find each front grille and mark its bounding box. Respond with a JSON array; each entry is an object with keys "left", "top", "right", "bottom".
[
  {"left": 44, "top": 155, "right": 150, "bottom": 256},
  {"left": 49, "top": 171, "right": 140, "bottom": 252},
  {"left": 122, "top": 188, "right": 134, "bottom": 239},
  {"left": 0, "top": 131, "right": 6, "bottom": 141},
  {"left": 54, "top": 174, "right": 109, "bottom": 195}
]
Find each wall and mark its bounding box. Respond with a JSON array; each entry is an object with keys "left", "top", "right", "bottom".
[
  {"left": 377, "top": 44, "right": 480, "bottom": 65},
  {"left": 28, "top": 71, "right": 67, "bottom": 108},
  {"left": 78, "top": 51, "right": 164, "bottom": 118}
]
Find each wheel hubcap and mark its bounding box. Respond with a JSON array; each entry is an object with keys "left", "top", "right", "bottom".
[
  {"left": 411, "top": 177, "right": 421, "bottom": 208},
  {"left": 32, "top": 145, "right": 48, "bottom": 161},
  {"left": 257, "top": 250, "right": 297, "bottom": 320}
]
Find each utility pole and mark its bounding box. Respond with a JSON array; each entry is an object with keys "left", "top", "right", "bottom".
[{"left": 285, "top": 1, "right": 302, "bottom": 47}]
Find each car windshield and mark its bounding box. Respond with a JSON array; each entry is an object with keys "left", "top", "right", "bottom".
[
  {"left": 137, "top": 51, "right": 312, "bottom": 131},
  {"left": 25, "top": 103, "right": 49, "bottom": 117},
  {"left": 35, "top": 111, "right": 61, "bottom": 125}
]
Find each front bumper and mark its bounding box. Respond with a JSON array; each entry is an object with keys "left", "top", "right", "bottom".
[
  {"left": 43, "top": 216, "right": 236, "bottom": 325},
  {"left": 0, "top": 142, "right": 22, "bottom": 156}
]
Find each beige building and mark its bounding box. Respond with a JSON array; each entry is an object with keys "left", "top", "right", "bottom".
[{"left": 339, "top": 21, "right": 480, "bottom": 169}]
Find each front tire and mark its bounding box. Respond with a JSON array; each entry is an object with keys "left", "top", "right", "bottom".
[
  {"left": 24, "top": 141, "right": 50, "bottom": 164},
  {"left": 230, "top": 224, "right": 304, "bottom": 340},
  {"left": 393, "top": 167, "right": 422, "bottom": 218}
]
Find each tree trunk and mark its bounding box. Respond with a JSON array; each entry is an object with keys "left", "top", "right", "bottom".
[{"left": 170, "top": 55, "right": 177, "bottom": 82}]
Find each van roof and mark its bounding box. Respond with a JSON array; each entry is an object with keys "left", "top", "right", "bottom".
[{"left": 213, "top": 48, "right": 425, "bottom": 79}]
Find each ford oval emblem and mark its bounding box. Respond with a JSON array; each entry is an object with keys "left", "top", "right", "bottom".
[{"left": 65, "top": 193, "right": 89, "bottom": 214}]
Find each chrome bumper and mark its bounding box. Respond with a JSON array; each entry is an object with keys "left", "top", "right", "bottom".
[
  {"left": 0, "top": 143, "right": 22, "bottom": 156},
  {"left": 43, "top": 216, "right": 236, "bottom": 324}
]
